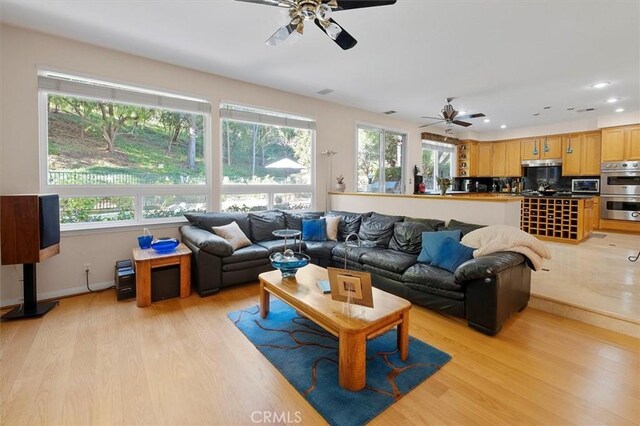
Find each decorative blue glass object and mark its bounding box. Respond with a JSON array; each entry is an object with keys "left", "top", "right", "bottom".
[
  {"left": 150, "top": 238, "right": 179, "bottom": 254},
  {"left": 270, "top": 251, "right": 310, "bottom": 278}
]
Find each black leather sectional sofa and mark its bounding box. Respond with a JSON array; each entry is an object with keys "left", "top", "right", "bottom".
[{"left": 180, "top": 210, "right": 531, "bottom": 335}]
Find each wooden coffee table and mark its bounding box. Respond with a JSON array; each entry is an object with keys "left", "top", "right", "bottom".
[
  {"left": 132, "top": 243, "right": 191, "bottom": 307},
  {"left": 259, "top": 263, "right": 411, "bottom": 391}
]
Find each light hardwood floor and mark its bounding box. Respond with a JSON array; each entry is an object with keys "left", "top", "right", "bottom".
[
  {"left": 531, "top": 231, "right": 640, "bottom": 322},
  {"left": 1, "top": 285, "right": 639, "bottom": 425}
]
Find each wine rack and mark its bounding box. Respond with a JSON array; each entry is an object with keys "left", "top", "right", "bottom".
[
  {"left": 456, "top": 140, "right": 478, "bottom": 177},
  {"left": 521, "top": 197, "right": 589, "bottom": 242}
]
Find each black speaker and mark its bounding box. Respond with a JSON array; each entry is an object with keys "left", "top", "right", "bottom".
[{"left": 39, "top": 194, "right": 60, "bottom": 249}]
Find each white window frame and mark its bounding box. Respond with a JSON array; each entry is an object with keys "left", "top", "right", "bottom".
[
  {"left": 421, "top": 140, "right": 457, "bottom": 191},
  {"left": 38, "top": 71, "right": 213, "bottom": 231},
  {"left": 354, "top": 123, "right": 407, "bottom": 194},
  {"left": 219, "top": 103, "right": 316, "bottom": 211}
]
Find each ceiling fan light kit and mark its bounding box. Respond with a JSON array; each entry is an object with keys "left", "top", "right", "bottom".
[
  {"left": 419, "top": 97, "right": 486, "bottom": 129},
  {"left": 237, "top": 0, "right": 397, "bottom": 50}
]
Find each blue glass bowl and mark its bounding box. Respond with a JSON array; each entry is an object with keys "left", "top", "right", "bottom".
[
  {"left": 150, "top": 238, "right": 179, "bottom": 254},
  {"left": 270, "top": 252, "right": 310, "bottom": 278}
]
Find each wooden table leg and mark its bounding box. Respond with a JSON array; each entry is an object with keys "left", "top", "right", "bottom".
[
  {"left": 179, "top": 254, "right": 191, "bottom": 298},
  {"left": 259, "top": 282, "right": 270, "bottom": 319},
  {"left": 339, "top": 330, "right": 366, "bottom": 391},
  {"left": 136, "top": 260, "right": 152, "bottom": 308},
  {"left": 397, "top": 310, "right": 409, "bottom": 361}
]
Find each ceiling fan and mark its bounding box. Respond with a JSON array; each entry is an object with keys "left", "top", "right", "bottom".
[
  {"left": 420, "top": 97, "right": 486, "bottom": 128},
  {"left": 235, "top": 0, "right": 397, "bottom": 50}
]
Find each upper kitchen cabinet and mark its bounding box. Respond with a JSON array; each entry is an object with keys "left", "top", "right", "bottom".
[
  {"left": 477, "top": 143, "right": 493, "bottom": 177},
  {"left": 520, "top": 136, "right": 562, "bottom": 160},
  {"left": 562, "top": 132, "right": 601, "bottom": 176},
  {"left": 601, "top": 124, "right": 640, "bottom": 161},
  {"left": 505, "top": 140, "right": 522, "bottom": 177},
  {"left": 491, "top": 142, "right": 506, "bottom": 177}
]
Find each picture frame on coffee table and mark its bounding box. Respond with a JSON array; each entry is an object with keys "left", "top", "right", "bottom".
[{"left": 327, "top": 267, "right": 374, "bottom": 308}]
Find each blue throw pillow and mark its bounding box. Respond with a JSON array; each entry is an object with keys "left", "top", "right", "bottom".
[
  {"left": 417, "top": 230, "right": 462, "bottom": 264},
  {"left": 302, "top": 218, "right": 327, "bottom": 242},
  {"left": 431, "top": 237, "right": 475, "bottom": 273}
]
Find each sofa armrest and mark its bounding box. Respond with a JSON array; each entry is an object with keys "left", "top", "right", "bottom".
[
  {"left": 454, "top": 252, "right": 526, "bottom": 284},
  {"left": 180, "top": 225, "right": 233, "bottom": 257}
]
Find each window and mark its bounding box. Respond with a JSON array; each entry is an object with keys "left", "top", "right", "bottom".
[
  {"left": 220, "top": 104, "right": 314, "bottom": 212},
  {"left": 421, "top": 141, "right": 455, "bottom": 192},
  {"left": 356, "top": 125, "right": 406, "bottom": 194},
  {"left": 39, "top": 71, "right": 211, "bottom": 227}
]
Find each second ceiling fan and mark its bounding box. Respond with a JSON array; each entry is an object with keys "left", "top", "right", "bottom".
[
  {"left": 420, "top": 98, "right": 486, "bottom": 128},
  {"left": 236, "top": 0, "right": 397, "bottom": 50}
]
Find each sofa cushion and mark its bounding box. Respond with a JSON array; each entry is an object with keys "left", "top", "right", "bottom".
[
  {"left": 362, "top": 264, "right": 404, "bottom": 282},
  {"left": 404, "top": 217, "right": 445, "bottom": 231},
  {"left": 360, "top": 249, "right": 417, "bottom": 274},
  {"left": 222, "top": 258, "right": 271, "bottom": 272},
  {"left": 302, "top": 218, "right": 327, "bottom": 241},
  {"left": 256, "top": 239, "right": 307, "bottom": 254},
  {"left": 389, "top": 221, "right": 435, "bottom": 254},
  {"left": 357, "top": 215, "right": 397, "bottom": 247},
  {"left": 404, "top": 282, "right": 465, "bottom": 301},
  {"left": 185, "top": 212, "right": 251, "bottom": 238},
  {"left": 249, "top": 210, "right": 286, "bottom": 242},
  {"left": 431, "top": 238, "right": 475, "bottom": 273},
  {"left": 370, "top": 212, "right": 405, "bottom": 222},
  {"left": 417, "top": 230, "right": 462, "bottom": 264},
  {"left": 446, "top": 219, "right": 486, "bottom": 236},
  {"left": 212, "top": 221, "right": 252, "bottom": 251},
  {"left": 304, "top": 241, "right": 338, "bottom": 259},
  {"left": 282, "top": 210, "right": 324, "bottom": 231},
  {"left": 323, "top": 216, "right": 340, "bottom": 241},
  {"left": 331, "top": 244, "right": 381, "bottom": 263},
  {"left": 221, "top": 244, "right": 270, "bottom": 264},
  {"left": 327, "top": 210, "right": 370, "bottom": 240},
  {"left": 402, "top": 263, "right": 463, "bottom": 293}
]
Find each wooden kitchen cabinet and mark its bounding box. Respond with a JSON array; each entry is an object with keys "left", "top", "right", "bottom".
[
  {"left": 505, "top": 140, "right": 522, "bottom": 177},
  {"left": 492, "top": 142, "right": 506, "bottom": 177},
  {"left": 520, "top": 136, "right": 562, "bottom": 160},
  {"left": 601, "top": 125, "right": 640, "bottom": 161},
  {"left": 521, "top": 197, "right": 594, "bottom": 243},
  {"left": 592, "top": 196, "right": 600, "bottom": 229},
  {"left": 477, "top": 143, "right": 493, "bottom": 177},
  {"left": 561, "top": 132, "right": 601, "bottom": 176}
]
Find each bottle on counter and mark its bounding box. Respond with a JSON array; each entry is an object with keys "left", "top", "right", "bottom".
[{"left": 492, "top": 182, "right": 498, "bottom": 192}]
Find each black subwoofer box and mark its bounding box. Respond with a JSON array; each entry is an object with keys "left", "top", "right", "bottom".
[
  {"left": 151, "top": 265, "right": 180, "bottom": 302},
  {"left": 115, "top": 261, "right": 136, "bottom": 301}
]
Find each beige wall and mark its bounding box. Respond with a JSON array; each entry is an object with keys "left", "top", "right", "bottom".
[{"left": 0, "top": 24, "right": 424, "bottom": 305}]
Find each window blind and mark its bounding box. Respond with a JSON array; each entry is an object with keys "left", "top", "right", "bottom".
[
  {"left": 220, "top": 107, "right": 316, "bottom": 130},
  {"left": 38, "top": 72, "right": 211, "bottom": 114},
  {"left": 422, "top": 140, "right": 456, "bottom": 153}
]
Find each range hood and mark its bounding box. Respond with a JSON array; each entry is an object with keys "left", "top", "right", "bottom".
[{"left": 521, "top": 159, "right": 562, "bottom": 167}]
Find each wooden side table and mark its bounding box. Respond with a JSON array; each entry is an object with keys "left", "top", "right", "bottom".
[{"left": 132, "top": 243, "right": 192, "bottom": 307}]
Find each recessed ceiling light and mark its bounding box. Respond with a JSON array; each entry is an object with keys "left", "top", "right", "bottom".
[
  {"left": 458, "top": 110, "right": 467, "bottom": 115},
  {"left": 590, "top": 81, "right": 611, "bottom": 89},
  {"left": 605, "top": 97, "right": 621, "bottom": 103},
  {"left": 616, "top": 108, "right": 625, "bottom": 113},
  {"left": 483, "top": 118, "right": 490, "bottom": 123},
  {"left": 500, "top": 125, "right": 507, "bottom": 129}
]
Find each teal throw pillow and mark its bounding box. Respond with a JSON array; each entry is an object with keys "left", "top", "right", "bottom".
[
  {"left": 417, "top": 230, "right": 462, "bottom": 264},
  {"left": 431, "top": 237, "right": 475, "bottom": 273},
  {"left": 302, "top": 218, "right": 327, "bottom": 242}
]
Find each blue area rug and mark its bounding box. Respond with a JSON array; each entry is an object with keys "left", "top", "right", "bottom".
[{"left": 228, "top": 300, "right": 451, "bottom": 426}]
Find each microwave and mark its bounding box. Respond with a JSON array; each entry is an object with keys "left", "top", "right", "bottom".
[{"left": 572, "top": 178, "right": 599, "bottom": 193}]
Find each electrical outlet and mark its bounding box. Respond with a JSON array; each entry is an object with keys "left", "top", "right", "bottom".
[{"left": 83, "top": 263, "right": 92, "bottom": 273}]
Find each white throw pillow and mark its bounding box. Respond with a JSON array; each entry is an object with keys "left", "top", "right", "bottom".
[
  {"left": 212, "top": 221, "right": 252, "bottom": 251},
  {"left": 323, "top": 216, "right": 340, "bottom": 241}
]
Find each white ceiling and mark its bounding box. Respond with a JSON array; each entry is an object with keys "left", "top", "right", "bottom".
[{"left": 1, "top": 0, "right": 639, "bottom": 135}]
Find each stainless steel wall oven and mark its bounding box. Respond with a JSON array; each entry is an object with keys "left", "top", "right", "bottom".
[{"left": 600, "top": 161, "right": 640, "bottom": 221}]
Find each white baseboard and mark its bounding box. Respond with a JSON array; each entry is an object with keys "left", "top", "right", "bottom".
[{"left": 0, "top": 280, "right": 115, "bottom": 308}]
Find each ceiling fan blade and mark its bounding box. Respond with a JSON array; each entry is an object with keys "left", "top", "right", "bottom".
[
  {"left": 456, "top": 113, "right": 486, "bottom": 120},
  {"left": 235, "top": 0, "right": 292, "bottom": 7},
  {"left": 419, "top": 121, "right": 445, "bottom": 128},
  {"left": 265, "top": 23, "right": 296, "bottom": 46},
  {"left": 420, "top": 116, "right": 442, "bottom": 120},
  {"left": 452, "top": 120, "right": 472, "bottom": 127},
  {"left": 314, "top": 18, "right": 357, "bottom": 50},
  {"left": 335, "top": 0, "right": 397, "bottom": 10}
]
